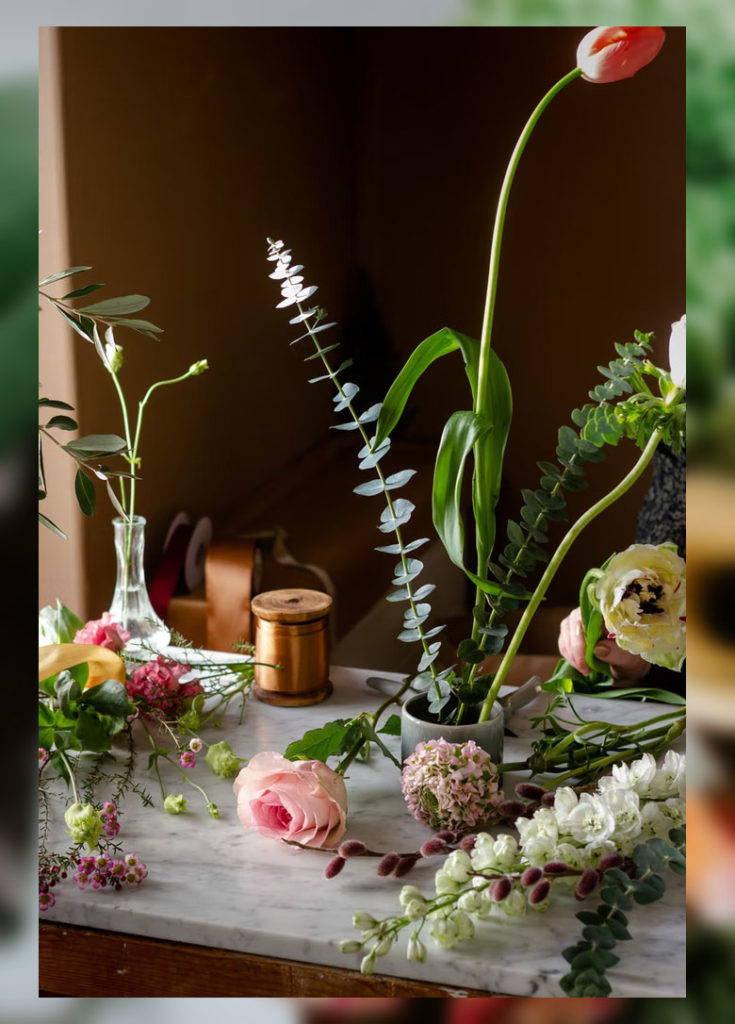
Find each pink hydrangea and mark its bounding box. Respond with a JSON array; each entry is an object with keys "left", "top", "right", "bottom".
[
  {"left": 126, "top": 656, "right": 203, "bottom": 718},
  {"left": 74, "top": 612, "right": 130, "bottom": 652},
  {"left": 401, "top": 737, "right": 502, "bottom": 832}
]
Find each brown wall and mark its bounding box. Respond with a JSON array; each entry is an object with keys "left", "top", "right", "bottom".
[{"left": 43, "top": 26, "right": 684, "bottom": 619}]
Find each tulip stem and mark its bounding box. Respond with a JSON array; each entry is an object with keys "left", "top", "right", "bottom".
[
  {"left": 478, "top": 427, "right": 664, "bottom": 722},
  {"left": 473, "top": 65, "right": 583, "bottom": 623}
]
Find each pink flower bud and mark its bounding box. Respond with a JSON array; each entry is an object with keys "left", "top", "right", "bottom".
[
  {"left": 460, "top": 834, "right": 478, "bottom": 853},
  {"left": 598, "top": 852, "right": 624, "bottom": 873},
  {"left": 542, "top": 860, "right": 569, "bottom": 875},
  {"left": 529, "top": 879, "right": 551, "bottom": 904},
  {"left": 574, "top": 868, "right": 600, "bottom": 900},
  {"left": 377, "top": 852, "right": 400, "bottom": 876},
  {"left": 515, "top": 782, "right": 546, "bottom": 801},
  {"left": 490, "top": 877, "right": 512, "bottom": 902},
  {"left": 540, "top": 792, "right": 556, "bottom": 807},
  {"left": 435, "top": 830, "right": 457, "bottom": 844},
  {"left": 324, "top": 856, "right": 346, "bottom": 879},
  {"left": 521, "top": 867, "right": 543, "bottom": 887},
  {"left": 497, "top": 800, "right": 527, "bottom": 819},
  {"left": 420, "top": 838, "right": 449, "bottom": 858},
  {"left": 338, "top": 840, "right": 367, "bottom": 858},
  {"left": 394, "top": 855, "right": 418, "bottom": 877},
  {"left": 576, "top": 27, "right": 666, "bottom": 84}
]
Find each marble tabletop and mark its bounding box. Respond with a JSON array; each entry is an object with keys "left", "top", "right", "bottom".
[{"left": 42, "top": 664, "right": 686, "bottom": 998}]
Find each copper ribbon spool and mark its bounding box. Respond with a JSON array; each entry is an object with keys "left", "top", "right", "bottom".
[{"left": 251, "top": 589, "right": 333, "bottom": 707}]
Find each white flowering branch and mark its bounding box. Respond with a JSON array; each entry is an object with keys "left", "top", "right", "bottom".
[{"left": 340, "top": 751, "right": 686, "bottom": 996}]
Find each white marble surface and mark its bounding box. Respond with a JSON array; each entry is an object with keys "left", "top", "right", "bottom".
[{"left": 42, "top": 666, "right": 685, "bottom": 997}]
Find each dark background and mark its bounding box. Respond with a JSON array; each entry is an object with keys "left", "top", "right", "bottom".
[{"left": 40, "top": 26, "right": 684, "bottom": 624}]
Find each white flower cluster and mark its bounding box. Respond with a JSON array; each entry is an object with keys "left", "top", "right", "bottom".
[{"left": 425, "top": 751, "right": 685, "bottom": 949}]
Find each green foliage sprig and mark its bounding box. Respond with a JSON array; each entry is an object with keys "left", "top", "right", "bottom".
[
  {"left": 38, "top": 266, "right": 208, "bottom": 536},
  {"left": 560, "top": 827, "right": 686, "bottom": 996}
]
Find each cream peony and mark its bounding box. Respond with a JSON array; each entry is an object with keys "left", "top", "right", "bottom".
[{"left": 594, "top": 543, "right": 686, "bottom": 670}]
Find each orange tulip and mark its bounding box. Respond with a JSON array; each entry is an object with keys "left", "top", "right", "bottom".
[{"left": 576, "top": 27, "right": 665, "bottom": 83}]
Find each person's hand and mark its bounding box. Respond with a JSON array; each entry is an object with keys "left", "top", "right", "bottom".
[{"left": 558, "top": 607, "right": 651, "bottom": 684}]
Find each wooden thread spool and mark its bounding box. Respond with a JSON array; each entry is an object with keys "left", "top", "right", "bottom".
[{"left": 251, "top": 589, "right": 333, "bottom": 706}]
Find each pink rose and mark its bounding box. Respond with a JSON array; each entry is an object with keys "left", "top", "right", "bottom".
[
  {"left": 576, "top": 26, "right": 665, "bottom": 84},
  {"left": 233, "top": 751, "right": 348, "bottom": 849},
  {"left": 74, "top": 612, "right": 130, "bottom": 652}
]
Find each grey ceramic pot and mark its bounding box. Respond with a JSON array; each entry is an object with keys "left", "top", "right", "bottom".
[{"left": 400, "top": 692, "right": 504, "bottom": 765}]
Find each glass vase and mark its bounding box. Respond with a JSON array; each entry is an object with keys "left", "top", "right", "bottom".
[{"left": 108, "top": 515, "right": 170, "bottom": 651}]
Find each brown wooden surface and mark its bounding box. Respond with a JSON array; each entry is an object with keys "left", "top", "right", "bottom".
[{"left": 39, "top": 922, "right": 498, "bottom": 998}]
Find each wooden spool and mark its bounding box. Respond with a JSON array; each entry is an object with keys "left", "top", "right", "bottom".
[{"left": 251, "top": 589, "right": 333, "bottom": 707}]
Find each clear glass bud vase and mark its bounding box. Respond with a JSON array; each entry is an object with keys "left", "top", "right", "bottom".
[{"left": 108, "top": 516, "right": 170, "bottom": 651}]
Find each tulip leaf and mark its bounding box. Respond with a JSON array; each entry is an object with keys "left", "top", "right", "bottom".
[
  {"left": 433, "top": 410, "right": 487, "bottom": 570},
  {"left": 472, "top": 348, "right": 512, "bottom": 579},
  {"left": 375, "top": 327, "right": 480, "bottom": 446}
]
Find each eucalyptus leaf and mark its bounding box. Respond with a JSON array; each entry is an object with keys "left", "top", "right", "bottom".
[
  {"left": 375, "top": 536, "right": 429, "bottom": 555},
  {"left": 353, "top": 478, "right": 385, "bottom": 497}
]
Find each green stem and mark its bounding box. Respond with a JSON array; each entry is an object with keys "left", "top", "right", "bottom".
[
  {"left": 57, "top": 748, "right": 79, "bottom": 804},
  {"left": 472, "top": 66, "right": 582, "bottom": 620},
  {"left": 479, "top": 427, "right": 664, "bottom": 722}
]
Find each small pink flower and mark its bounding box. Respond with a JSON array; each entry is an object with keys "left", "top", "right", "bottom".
[
  {"left": 233, "top": 751, "right": 348, "bottom": 849},
  {"left": 74, "top": 612, "right": 130, "bottom": 652},
  {"left": 180, "top": 751, "right": 196, "bottom": 769},
  {"left": 39, "top": 748, "right": 49, "bottom": 768},
  {"left": 576, "top": 26, "right": 665, "bottom": 84},
  {"left": 126, "top": 656, "right": 195, "bottom": 716},
  {"left": 189, "top": 737, "right": 203, "bottom": 753}
]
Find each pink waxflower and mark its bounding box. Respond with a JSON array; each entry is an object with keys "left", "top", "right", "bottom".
[
  {"left": 233, "top": 751, "right": 348, "bottom": 849},
  {"left": 401, "top": 738, "right": 501, "bottom": 832},
  {"left": 576, "top": 26, "right": 665, "bottom": 84},
  {"left": 180, "top": 751, "right": 196, "bottom": 769},
  {"left": 74, "top": 612, "right": 130, "bottom": 652}
]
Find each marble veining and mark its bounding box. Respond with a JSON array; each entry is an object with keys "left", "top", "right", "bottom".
[{"left": 42, "top": 665, "right": 685, "bottom": 997}]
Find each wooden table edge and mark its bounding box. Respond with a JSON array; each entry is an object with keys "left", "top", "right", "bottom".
[{"left": 39, "top": 921, "right": 500, "bottom": 998}]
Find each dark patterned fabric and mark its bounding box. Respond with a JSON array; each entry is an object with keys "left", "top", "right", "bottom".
[{"left": 636, "top": 445, "right": 686, "bottom": 556}]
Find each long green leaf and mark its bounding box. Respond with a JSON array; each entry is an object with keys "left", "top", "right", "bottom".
[
  {"left": 375, "top": 327, "right": 480, "bottom": 446},
  {"left": 39, "top": 266, "right": 92, "bottom": 286},
  {"left": 74, "top": 468, "right": 96, "bottom": 516},
  {"left": 433, "top": 410, "right": 487, "bottom": 570},
  {"left": 39, "top": 511, "right": 67, "bottom": 539},
  {"left": 62, "top": 434, "right": 127, "bottom": 456},
  {"left": 472, "top": 348, "right": 512, "bottom": 574},
  {"left": 79, "top": 294, "right": 151, "bottom": 316}
]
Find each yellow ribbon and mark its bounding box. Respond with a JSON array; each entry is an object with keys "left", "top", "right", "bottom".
[{"left": 38, "top": 644, "right": 127, "bottom": 691}]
